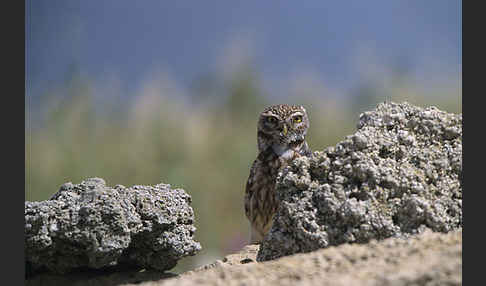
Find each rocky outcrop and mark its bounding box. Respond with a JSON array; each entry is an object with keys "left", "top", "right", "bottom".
[
  {"left": 257, "top": 102, "right": 462, "bottom": 261},
  {"left": 25, "top": 178, "right": 201, "bottom": 275}
]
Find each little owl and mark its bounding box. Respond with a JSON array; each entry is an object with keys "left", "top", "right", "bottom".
[{"left": 244, "top": 104, "right": 311, "bottom": 243}]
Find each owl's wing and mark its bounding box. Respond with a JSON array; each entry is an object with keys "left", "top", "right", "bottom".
[{"left": 244, "top": 158, "right": 259, "bottom": 220}]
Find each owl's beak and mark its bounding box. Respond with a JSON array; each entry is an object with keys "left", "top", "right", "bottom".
[{"left": 282, "top": 124, "right": 288, "bottom": 136}]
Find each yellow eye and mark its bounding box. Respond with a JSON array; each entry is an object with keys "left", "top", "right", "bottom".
[
  {"left": 266, "top": 116, "right": 277, "bottom": 124},
  {"left": 293, "top": 115, "right": 303, "bottom": 123}
]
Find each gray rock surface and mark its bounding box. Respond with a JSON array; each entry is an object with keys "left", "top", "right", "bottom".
[
  {"left": 257, "top": 102, "right": 462, "bottom": 261},
  {"left": 25, "top": 178, "right": 201, "bottom": 275}
]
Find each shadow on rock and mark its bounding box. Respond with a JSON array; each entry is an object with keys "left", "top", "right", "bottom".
[{"left": 26, "top": 266, "right": 178, "bottom": 286}]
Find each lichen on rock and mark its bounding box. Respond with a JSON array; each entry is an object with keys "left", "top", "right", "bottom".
[
  {"left": 25, "top": 178, "right": 201, "bottom": 275},
  {"left": 257, "top": 102, "right": 462, "bottom": 262}
]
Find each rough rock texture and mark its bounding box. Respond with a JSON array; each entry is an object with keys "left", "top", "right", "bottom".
[
  {"left": 186, "top": 244, "right": 260, "bottom": 274},
  {"left": 139, "top": 230, "right": 462, "bottom": 286},
  {"left": 257, "top": 102, "right": 462, "bottom": 261},
  {"left": 25, "top": 178, "right": 201, "bottom": 275}
]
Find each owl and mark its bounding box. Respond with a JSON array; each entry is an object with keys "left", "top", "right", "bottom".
[{"left": 244, "top": 104, "right": 311, "bottom": 244}]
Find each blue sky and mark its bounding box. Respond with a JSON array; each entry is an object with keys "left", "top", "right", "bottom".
[{"left": 26, "top": 0, "right": 461, "bottom": 100}]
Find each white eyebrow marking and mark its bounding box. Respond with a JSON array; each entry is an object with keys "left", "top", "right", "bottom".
[{"left": 261, "top": 112, "right": 281, "bottom": 119}]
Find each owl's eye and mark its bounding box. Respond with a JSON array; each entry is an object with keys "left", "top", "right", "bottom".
[
  {"left": 266, "top": 116, "right": 277, "bottom": 124},
  {"left": 293, "top": 115, "right": 303, "bottom": 124}
]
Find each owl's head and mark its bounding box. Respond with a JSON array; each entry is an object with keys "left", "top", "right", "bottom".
[{"left": 257, "top": 104, "right": 310, "bottom": 154}]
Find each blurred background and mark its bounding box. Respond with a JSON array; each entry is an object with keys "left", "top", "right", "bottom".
[{"left": 25, "top": 0, "right": 461, "bottom": 273}]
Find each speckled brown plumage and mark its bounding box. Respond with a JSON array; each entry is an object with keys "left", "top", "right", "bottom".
[{"left": 245, "top": 104, "right": 311, "bottom": 243}]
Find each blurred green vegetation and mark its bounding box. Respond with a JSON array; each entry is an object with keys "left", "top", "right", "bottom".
[{"left": 25, "top": 66, "right": 461, "bottom": 273}]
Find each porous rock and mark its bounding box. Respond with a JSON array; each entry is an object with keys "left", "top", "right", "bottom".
[
  {"left": 25, "top": 178, "right": 201, "bottom": 275},
  {"left": 257, "top": 102, "right": 462, "bottom": 261}
]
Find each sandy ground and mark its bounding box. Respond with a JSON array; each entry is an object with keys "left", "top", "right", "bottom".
[{"left": 149, "top": 229, "right": 461, "bottom": 286}]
